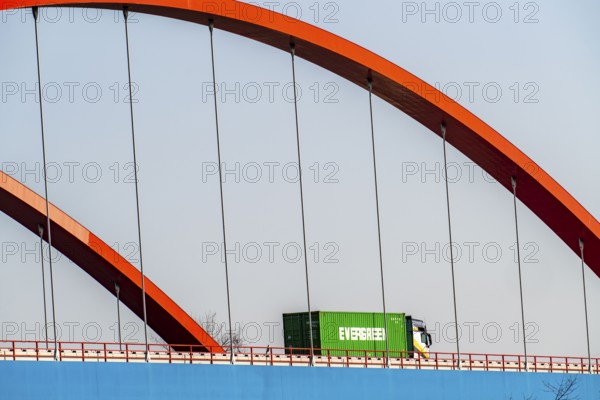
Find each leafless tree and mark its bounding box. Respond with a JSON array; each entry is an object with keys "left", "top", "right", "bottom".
[
  {"left": 507, "top": 376, "right": 580, "bottom": 400},
  {"left": 148, "top": 332, "right": 169, "bottom": 351},
  {"left": 507, "top": 394, "right": 536, "bottom": 400},
  {"left": 543, "top": 376, "right": 579, "bottom": 400},
  {"left": 196, "top": 312, "right": 246, "bottom": 352}
]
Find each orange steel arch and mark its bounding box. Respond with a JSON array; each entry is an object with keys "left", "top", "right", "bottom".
[
  {"left": 0, "top": 171, "right": 222, "bottom": 351},
  {"left": 0, "top": 0, "right": 599, "bottom": 342}
]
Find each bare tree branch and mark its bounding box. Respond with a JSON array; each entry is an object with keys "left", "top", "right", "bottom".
[
  {"left": 543, "top": 376, "right": 579, "bottom": 400},
  {"left": 509, "top": 375, "right": 580, "bottom": 400},
  {"left": 196, "top": 311, "right": 246, "bottom": 352}
]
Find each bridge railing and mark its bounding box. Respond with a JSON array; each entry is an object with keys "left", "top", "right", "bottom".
[{"left": 0, "top": 340, "right": 598, "bottom": 374}]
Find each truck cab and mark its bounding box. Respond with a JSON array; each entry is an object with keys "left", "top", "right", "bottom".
[{"left": 406, "top": 316, "right": 432, "bottom": 358}]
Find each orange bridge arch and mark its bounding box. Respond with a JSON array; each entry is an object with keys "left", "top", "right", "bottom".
[{"left": 1, "top": 0, "right": 599, "bottom": 344}]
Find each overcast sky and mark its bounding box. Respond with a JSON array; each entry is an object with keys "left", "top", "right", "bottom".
[{"left": 0, "top": 0, "right": 599, "bottom": 358}]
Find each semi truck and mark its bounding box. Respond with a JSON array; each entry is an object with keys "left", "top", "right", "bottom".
[{"left": 283, "top": 311, "right": 432, "bottom": 358}]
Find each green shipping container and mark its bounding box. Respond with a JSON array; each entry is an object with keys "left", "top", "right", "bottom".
[{"left": 283, "top": 311, "right": 408, "bottom": 357}]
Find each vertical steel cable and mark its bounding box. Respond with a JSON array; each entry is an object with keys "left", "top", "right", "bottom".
[
  {"left": 511, "top": 176, "right": 528, "bottom": 370},
  {"left": 579, "top": 239, "right": 592, "bottom": 372},
  {"left": 289, "top": 43, "right": 315, "bottom": 364},
  {"left": 115, "top": 282, "right": 123, "bottom": 350},
  {"left": 37, "top": 224, "right": 49, "bottom": 349},
  {"left": 367, "top": 79, "right": 390, "bottom": 367},
  {"left": 208, "top": 20, "right": 234, "bottom": 363},
  {"left": 441, "top": 123, "right": 461, "bottom": 368},
  {"left": 32, "top": 7, "right": 59, "bottom": 360},
  {"left": 122, "top": 7, "right": 149, "bottom": 361}
]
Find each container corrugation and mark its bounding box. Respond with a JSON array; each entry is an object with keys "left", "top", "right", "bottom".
[{"left": 283, "top": 311, "right": 407, "bottom": 357}]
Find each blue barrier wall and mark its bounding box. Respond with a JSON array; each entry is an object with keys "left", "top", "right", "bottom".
[{"left": 1, "top": 362, "right": 599, "bottom": 399}]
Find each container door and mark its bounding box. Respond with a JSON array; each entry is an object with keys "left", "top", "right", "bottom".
[{"left": 283, "top": 312, "right": 320, "bottom": 355}]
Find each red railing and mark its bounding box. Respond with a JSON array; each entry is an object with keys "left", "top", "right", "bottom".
[{"left": 0, "top": 340, "right": 598, "bottom": 374}]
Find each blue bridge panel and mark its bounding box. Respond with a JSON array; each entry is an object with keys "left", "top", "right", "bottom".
[{"left": 1, "top": 362, "right": 599, "bottom": 399}]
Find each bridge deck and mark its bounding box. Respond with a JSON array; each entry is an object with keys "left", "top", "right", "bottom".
[{"left": 1, "top": 341, "right": 597, "bottom": 374}]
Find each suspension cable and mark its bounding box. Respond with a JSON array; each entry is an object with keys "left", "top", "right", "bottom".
[
  {"left": 579, "top": 239, "right": 592, "bottom": 372},
  {"left": 511, "top": 176, "right": 528, "bottom": 370},
  {"left": 290, "top": 43, "right": 315, "bottom": 364},
  {"left": 367, "top": 79, "right": 390, "bottom": 367},
  {"left": 441, "top": 123, "right": 461, "bottom": 368},
  {"left": 32, "top": 6, "right": 59, "bottom": 360},
  {"left": 208, "top": 20, "right": 234, "bottom": 363},
  {"left": 37, "top": 224, "right": 49, "bottom": 349},
  {"left": 122, "top": 6, "right": 149, "bottom": 361},
  {"left": 115, "top": 282, "right": 123, "bottom": 351}
]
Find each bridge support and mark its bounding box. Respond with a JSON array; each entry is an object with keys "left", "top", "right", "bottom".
[
  {"left": 579, "top": 239, "right": 592, "bottom": 373},
  {"left": 115, "top": 282, "right": 123, "bottom": 351},
  {"left": 511, "top": 176, "right": 528, "bottom": 371},
  {"left": 32, "top": 6, "right": 59, "bottom": 361},
  {"left": 207, "top": 20, "right": 235, "bottom": 364},
  {"left": 37, "top": 224, "right": 49, "bottom": 349},
  {"left": 441, "top": 123, "right": 461, "bottom": 369},
  {"left": 367, "top": 78, "right": 390, "bottom": 368},
  {"left": 289, "top": 42, "right": 315, "bottom": 366},
  {"left": 122, "top": 6, "right": 150, "bottom": 362}
]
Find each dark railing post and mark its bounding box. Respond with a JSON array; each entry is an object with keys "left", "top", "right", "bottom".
[
  {"left": 346, "top": 350, "right": 350, "bottom": 368},
  {"left": 82, "top": 342, "right": 85, "bottom": 362}
]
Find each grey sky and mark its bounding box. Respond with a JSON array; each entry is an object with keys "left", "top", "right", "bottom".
[{"left": 0, "top": 0, "right": 599, "bottom": 358}]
